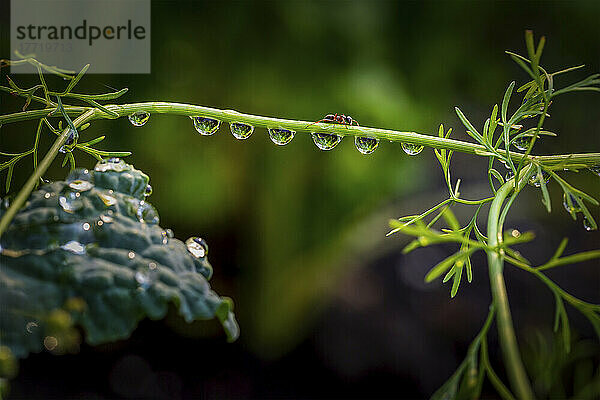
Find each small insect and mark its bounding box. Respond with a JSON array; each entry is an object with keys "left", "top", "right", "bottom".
[{"left": 308, "top": 113, "right": 360, "bottom": 128}]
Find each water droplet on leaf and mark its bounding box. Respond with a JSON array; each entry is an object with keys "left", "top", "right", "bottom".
[
  {"left": 135, "top": 262, "right": 158, "bottom": 289},
  {"left": 229, "top": 122, "right": 254, "bottom": 139},
  {"left": 68, "top": 180, "right": 93, "bottom": 192},
  {"left": 311, "top": 133, "right": 342, "bottom": 151},
  {"left": 186, "top": 237, "right": 208, "bottom": 258},
  {"left": 161, "top": 229, "right": 174, "bottom": 245},
  {"left": 268, "top": 128, "right": 295, "bottom": 146},
  {"left": 192, "top": 117, "right": 220, "bottom": 135},
  {"left": 58, "top": 192, "right": 83, "bottom": 213},
  {"left": 94, "top": 158, "right": 131, "bottom": 172},
  {"left": 354, "top": 136, "right": 379, "bottom": 155},
  {"left": 98, "top": 193, "right": 117, "bottom": 207},
  {"left": 402, "top": 143, "right": 424, "bottom": 156},
  {"left": 136, "top": 201, "right": 159, "bottom": 224},
  {"left": 128, "top": 111, "right": 150, "bottom": 127},
  {"left": 144, "top": 184, "right": 153, "bottom": 197},
  {"left": 61, "top": 241, "right": 85, "bottom": 255},
  {"left": 100, "top": 214, "right": 114, "bottom": 224}
]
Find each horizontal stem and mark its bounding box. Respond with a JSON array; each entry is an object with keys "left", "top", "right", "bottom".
[{"left": 2, "top": 102, "right": 599, "bottom": 169}]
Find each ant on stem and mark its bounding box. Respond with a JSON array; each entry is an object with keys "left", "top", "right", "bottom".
[{"left": 306, "top": 113, "right": 360, "bottom": 129}]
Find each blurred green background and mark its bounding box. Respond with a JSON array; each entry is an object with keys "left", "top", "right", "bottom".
[{"left": 1, "top": 0, "right": 599, "bottom": 398}]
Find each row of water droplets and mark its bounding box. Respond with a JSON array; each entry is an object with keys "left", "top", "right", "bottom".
[{"left": 127, "top": 111, "right": 424, "bottom": 156}]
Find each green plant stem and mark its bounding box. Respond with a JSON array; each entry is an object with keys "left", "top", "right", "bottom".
[
  {"left": 486, "top": 169, "right": 534, "bottom": 400},
  {"left": 1, "top": 103, "right": 599, "bottom": 168}
]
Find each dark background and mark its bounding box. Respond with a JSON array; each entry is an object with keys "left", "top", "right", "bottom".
[{"left": 1, "top": 0, "right": 599, "bottom": 398}]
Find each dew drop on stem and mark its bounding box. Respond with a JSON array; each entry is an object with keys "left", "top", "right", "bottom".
[
  {"left": 59, "top": 128, "right": 78, "bottom": 154},
  {"left": 229, "top": 122, "right": 254, "bottom": 139},
  {"left": 528, "top": 170, "right": 550, "bottom": 187},
  {"left": 311, "top": 133, "right": 342, "bottom": 151},
  {"left": 513, "top": 136, "right": 532, "bottom": 151},
  {"left": 354, "top": 136, "right": 379, "bottom": 155},
  {"left": 562, "top": 193, "right": 581, "bottom": 214},
  {"left": 401, "top": 142, "right": 424, "bottom": 156},
  {"left": 583, "top": 217, "right": 594, "bottom": 231},
  {"left": 268, "top": 128, "right": 295, "bottom": 146},
  {"left": 128, "top": 111, "right": 150, "bottom": 127},
  {"left": 192, "top": 117, "right": 220, "bottom": 136}
]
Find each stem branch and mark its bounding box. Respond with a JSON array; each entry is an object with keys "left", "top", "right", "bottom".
[{"left": 486, "top": 166, "right": 534, "bottom": 400}]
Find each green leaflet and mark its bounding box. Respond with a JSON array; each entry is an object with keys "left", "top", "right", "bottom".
[{"left": 0, "top": 160, "right": 238, "bottom": 360}]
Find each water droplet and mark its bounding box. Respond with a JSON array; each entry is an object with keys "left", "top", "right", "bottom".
[
  {"left": 67, "top": 168, "right": 92, "bottom": 182},
  {"left": 94, "top": 158, "right": 131, "bottom": 172},
  {"left": 186, "top": 237, "right": 208, "bottom": 258},
  {"left": 136, "top": 201, "right": 159, "bottom": 224},
  {"left": 311, "top": 133, "right": 342, "bottom": 151},
  {"left": 26, "top": 321, "right": 38, "bottom": 333},
  {"left": 44, "top": 193, "right": 52, "bottom": 199},
  {"left": 98, "top": 193, "right": 117, "bottom": 207},
  {"left": 59, "top": 128, "right": 78, "bottom": 153},
  {"left": 401, "top": 142, "right": 424, "bottom": 156},
  {"left": 128, "top": 251, "right": 136, "bottom": 259},
  {"left": 268, "top": 127, "right": 295, "bottom": 146},
  {"left": 161, "top": 228, "right": 173, "bottom": 245},
  {"left": 513, "top": 136, "right": 532, "bottom": 151},
  {"left": 354, "top": 136, "right": 379, "bottom": 155},
  {"left": 61, "top": 241, "right": 85, "bottom": 255},
  {"left": 1, "top": 197, "right": 10, "bottom": 210},
  {"left": 144, "top": 184, "right": 153, "bottom": 197},
  {"left": 562, "top": 193, "right": 581, "bottom": 214},
  {"left": 82, "top": 222, "right": 91, "bottom": 231},
  {"left": 229, "top": 122, "right": 254, "bottom": 139},
  {"left": 68, "top": 180, "right": 93, "bottom": 192},
  {"left": 97, "top": 220, "right": 104, "bottom": 226},
  {"left": 589, "top": 165, "right": 600, "bottom": 177},
  {"left": 583, "top": 217, "right": 594, "bottom": 231},
  {"left": 128, "top": 111, "right": 150, "bottom": 127},
  {"left": 191, "top": 116, "right": 220, "bottom": 135},
  {"left": 528, "top": 170, "right": 550, "bottom": 187},
  {"left": 58, "top": 191, "right": 83, "bottom": 213},
  {"left": 135, "top": 262, "right": 158, "bottom": 289},
  {"left": 44, "top": 336, "right": 58, "bottom": 351}
]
